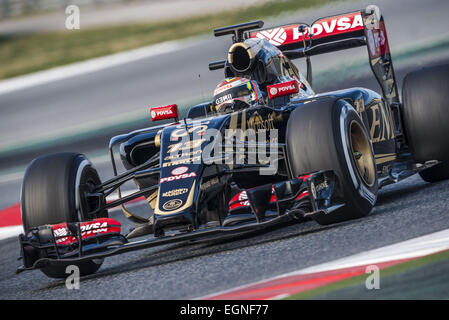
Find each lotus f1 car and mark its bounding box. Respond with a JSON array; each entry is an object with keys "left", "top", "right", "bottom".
[{"left": 17, "top": 5, "right": 449, "bottom": 278}]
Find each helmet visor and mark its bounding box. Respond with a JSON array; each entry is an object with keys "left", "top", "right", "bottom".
[{"left": 212, "top": 83, "right": 253, "bottom": 110}]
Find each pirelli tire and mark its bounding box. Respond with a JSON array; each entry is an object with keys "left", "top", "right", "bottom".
[
  {"left": 286, "top": 98, "right": 378, "bottom": 225},
  {"left": 21, "top": 152, "right": 107, "bottom": 278},
  {"left": 402, "top": 63, "right": 449, "bottom": 183}
]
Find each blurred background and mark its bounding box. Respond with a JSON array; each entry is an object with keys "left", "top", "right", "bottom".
[{"left": 0, "top": 0, "right": 448, "bottom": 210}]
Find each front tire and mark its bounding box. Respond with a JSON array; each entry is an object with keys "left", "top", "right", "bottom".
[
  {"left": 402, "top": 63, "right": 449, "bottom": 182},
  {"left": 21, "top": 152, "right": 106, "bottom": 278},
  {"left": 286, "top": 98, "right": 378, "bottom": 225}
]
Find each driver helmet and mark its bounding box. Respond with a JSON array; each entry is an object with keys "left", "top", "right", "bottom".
[{"left": 212, "top": 77, "right": 262, "bottom": 113}]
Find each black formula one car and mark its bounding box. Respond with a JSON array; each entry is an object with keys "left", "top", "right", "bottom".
[{"left": 17, "top": 5, "right": 449, "bottom": 278}]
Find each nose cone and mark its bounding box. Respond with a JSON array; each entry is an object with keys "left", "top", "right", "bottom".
[{"left": 153, "top": 179, "right": 198, "bottom": 234}]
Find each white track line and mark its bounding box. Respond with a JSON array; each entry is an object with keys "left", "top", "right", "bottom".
[
  {"left": 198, "top": 228, "right": 449, "bottom": 299},
  {"left": 0, "top": 225, "right": 23, "bottom": 241},
  {"left": 296, "top": 230, "right": 449, "bottom": 274},
  {"left": 0, "top": 39, "right": 191, "bottom": 96}
]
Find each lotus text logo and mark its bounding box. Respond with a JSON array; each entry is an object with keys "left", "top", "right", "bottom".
[{"left": 256, "top": 27, "right": 287, "bottom": 46}]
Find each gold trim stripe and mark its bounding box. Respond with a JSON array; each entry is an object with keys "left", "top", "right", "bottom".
[
  {"left": 375, "top": 155, "right": 396, "bottom": 164},
  {"left": 375, "top": 153, "right": 396, "bottom": 159}
]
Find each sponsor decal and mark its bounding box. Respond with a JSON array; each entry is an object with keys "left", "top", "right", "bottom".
[
  {"left": 267, "top": 80, "right": 299, "bottom": 99},
  {"left": 214, "top": 78, "right": 247, "bottom": 95},
  {"left": 171, "top": 166, "right": 189, "bottom": 176},
  {"left": 171, "top": 124, "right": 208, "bottom": 139},
  {"left": 215, "top": 94, "right": 233, "bottom": 106},
  {"left": 246, "top": 111, "right": 281, "bottom": 131},
  {"left": 80, "top": 221, "right": 109, "bottom": 236},
  {"left": 160, "top": 172, "right": 196, "bottom": 183},
  {"left": 228, "top": 190, "right": 250, "bottom": 211},
  {"left": 167, "top": 139, "right": 205, "bottom": 153},
  {"left": 251, "top": 12, "right": 363, "bottom": 46},
  {"left": 366, "top": 27, "right": 387, "bottom": 59},
  {"left": 162, "top": 188, "right": 189, "bottom": 197},
  {"left": 53, "top": 227, "right": 67, "bottom": 237},
  {"left": 369, "top": 101, "right": 395, "bottom": 143},
  {"left": 238, "top": 191, "right": 249, "bottom": 206},
  {"left": 162, "top": 156, "right": 201, "bottom": 167},
  {"left": 256, "top": 27, "right": 287, "bottom": 46},
  {"left": 214, "top": 84, "right": 233, "bottom": 95},
  {"left": 156, "top": 181, "right": 196, "bottom": 215},
  {"left": 164, "top": 149, "right": 202, "bottom": 161},
  {"left": 162, "top": 199, "right": 183, "bottom": 211},
  {"left": 51, "top": 219, "right": 120, "bottom": 245},
  {"left": 150, "top": 104, "right": 178, "bottom": 121}
]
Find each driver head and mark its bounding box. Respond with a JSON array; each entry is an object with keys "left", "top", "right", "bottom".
[{"left": 212, "top": 77, "right": 262, "bottom": 113}]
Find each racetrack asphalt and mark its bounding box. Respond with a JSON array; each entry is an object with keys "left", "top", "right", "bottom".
[{"left": 0, "top": 0, "right": 449, "bottom": 300}]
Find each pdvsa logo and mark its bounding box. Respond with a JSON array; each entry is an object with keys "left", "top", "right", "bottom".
[
  {"left": 154, "top": 109, "right": 173, "bottom": 117},
  {"left": 278, "top": 84, "right": 296, "bottom": 92},
  {"left": 256, "top": 27, "right": 287, "bottom": 46},
  {"left": 267, "top": 80, "right": 299, "bottom": 99},
  {"left": 171, "top": 166, "right": 189, "bottom": 176}
]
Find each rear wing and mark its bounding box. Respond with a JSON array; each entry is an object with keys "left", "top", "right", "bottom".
[
  {"left": 248, "top": 11, "right": 365, "bottom": 57},
  {"left": 210, "top": 5, "right": 399, "bottom": 105}
]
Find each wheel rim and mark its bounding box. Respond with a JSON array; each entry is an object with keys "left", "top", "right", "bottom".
[
  {"left": 349, "top": 120, "right": 376, "bottom": 187},
  {"left": 75, "top": 159, "right": 92, "bottom": 221}
]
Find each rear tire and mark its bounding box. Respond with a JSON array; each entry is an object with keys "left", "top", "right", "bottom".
[
  {"left": 21, "top": 152, "right": 106, "bottom": 278},
  {"left": 286, "top": 98, "right": 378, "bottom": 225},
  {"left": 402, "top": 64, "right": 449, "bottom": 182}
]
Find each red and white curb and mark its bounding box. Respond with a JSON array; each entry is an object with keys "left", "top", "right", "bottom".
[
  {"left": 0, "top": 189, "right": 145, "bottom": 240},
  {"left": 198, "top": 228, "right": 449, "bottom": 300}
]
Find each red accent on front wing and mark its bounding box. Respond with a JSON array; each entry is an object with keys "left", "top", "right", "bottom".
[
  {"left": 50, "top": 218, "right": 121, "bottom": 246},
  {"left": 228, "top": 175, "right": 310, "bottom": 212}
]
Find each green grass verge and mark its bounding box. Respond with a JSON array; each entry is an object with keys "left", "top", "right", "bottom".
[
  {"left": 0, "top": 0, "right": 343, "bottom": 80},
  {"left": 284, "top": 249, "right": 449, "bottom": 300}
]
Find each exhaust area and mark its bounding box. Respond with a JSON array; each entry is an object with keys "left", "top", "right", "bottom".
[{"left": 228, "top": 42, "right": 254, "bottom": 73}]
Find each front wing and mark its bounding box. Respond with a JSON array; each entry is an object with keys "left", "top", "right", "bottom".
[{"left": 16, "top": 170, "right": 342, "bottom": 273}]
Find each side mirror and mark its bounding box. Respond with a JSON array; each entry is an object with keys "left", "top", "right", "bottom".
[
  {"left": 298, "top": 24, "right": 308, "bottom": 34},
  {"left": 150, "top": 104, "right": 179, "bottom": 122}
]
